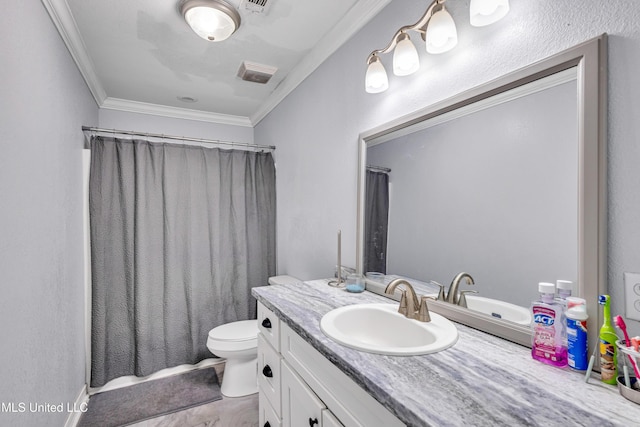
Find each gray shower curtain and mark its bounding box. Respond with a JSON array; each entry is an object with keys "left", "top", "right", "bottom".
[
  {"left": 364, "top": 170, "right": 389, "bottom": 274},
  {"left": 89, "top": 136, "right": 276, "bottom": 387}
]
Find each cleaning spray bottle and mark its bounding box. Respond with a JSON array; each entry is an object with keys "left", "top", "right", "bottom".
[
  {"left": 598, "top": 295, "right": 618, "bottom": 384},
  {"left": 566, "top": 297, "right": 588, "bottom": 370}
]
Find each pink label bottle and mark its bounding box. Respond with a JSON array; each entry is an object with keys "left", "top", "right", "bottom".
[{"left": 531, "top": 282, "right": 568, "bottom": 367}]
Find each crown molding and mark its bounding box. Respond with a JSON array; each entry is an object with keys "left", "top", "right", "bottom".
[
  {"left": 42, "top": 0, "right": 391, "bottom": 128},
  {"left": 250, "top": 0, "right": 392, "bottom": 125},
  {"left": 41, "top": 0, "right": 106, "bottom": 105},
  {"left": 101, "top": 98, "right": 253, "bottom": 127}
]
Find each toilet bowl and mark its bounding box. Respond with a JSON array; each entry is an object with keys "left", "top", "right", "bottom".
[
  {"left": 207, "top": 320, "right": 258, "bottom": 397},
  {"left": 206, "top": 275, "right": 300, "bottom": 397}
]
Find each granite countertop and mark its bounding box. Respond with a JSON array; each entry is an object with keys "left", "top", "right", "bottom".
[{"left": 252, "top": 280, "right": 640, "bottom": 427}]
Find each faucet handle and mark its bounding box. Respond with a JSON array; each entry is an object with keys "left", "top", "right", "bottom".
[
  {"left": 457, "top": 290, "right": 479, "bottom": 308},
  {"left": 417, "top": 295, "right": 434, "bottom": 322},
  {"left": 398, "top": 289, "right": 409, "bottom": 316},
  {"left": 429, "top": 280, "right": 447, "bottom": 301}
]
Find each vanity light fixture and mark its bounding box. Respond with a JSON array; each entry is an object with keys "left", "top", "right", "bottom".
[
  {"left": 179, "top": 0, "right": 241, "bottom": 42},
  {"left": 393, "top": 33, "right": 420, "bottom": 76},
  {"left": 364, "top": 0, "right": 509, "bottom": 93},
  {"left": 425, "top": 5, "right": 457, "bottom": 54},
  {"left": 365, "top": 55, "right": 389, "bottom": 93},
  {"left": 470, "top": 0, "right": 510, "bottom": 27}
]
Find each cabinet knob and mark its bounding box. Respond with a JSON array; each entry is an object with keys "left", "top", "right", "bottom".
[
  {"left": 261, "top": 318, "right": 272, "bottom": 329},
  {"left": 264, "top": 422, "right": 271, "bottom": 427},
  {"left": 262, "top": 365, "right": 273, "bottom": 378},
  {"left": 309, "top": 417, "right": 319, "bottom": 426}
]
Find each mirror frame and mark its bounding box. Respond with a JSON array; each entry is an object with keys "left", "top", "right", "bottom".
[{"left": 356, "top": 35, "right": 607, "bottom": 349}]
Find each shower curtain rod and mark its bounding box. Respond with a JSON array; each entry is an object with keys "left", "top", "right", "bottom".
[
  {"left": 82, "top": 126, "right": 276, "bottom": 151},
  {"left": 367, "top": 165, "right": 391, "bottom": 173}
]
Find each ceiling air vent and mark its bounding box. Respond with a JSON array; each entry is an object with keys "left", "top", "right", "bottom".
[
  {"left": 241, "top": 0, "right": 272, "bottom": 14},
  {"left": 237, "top": 61, "right": 277, "bottom": 84}
]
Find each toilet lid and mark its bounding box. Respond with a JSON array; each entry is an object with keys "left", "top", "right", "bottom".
[{"left": 208, "top": 320, "right": 257, "bottom": 342}]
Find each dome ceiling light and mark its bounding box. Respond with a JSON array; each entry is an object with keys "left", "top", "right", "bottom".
[
  {"left": 364, "top": 0, "right": 510, "bottom": 93},
  {"left": 179, "top": 0, "right": 242, "bottom": 42}
]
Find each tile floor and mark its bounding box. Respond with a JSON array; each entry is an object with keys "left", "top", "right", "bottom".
[
  {"left": 127, "top": 364, "right": 258, "bottom": 427},
  {"left": 127, "top": 393, "right": 258, "bottom": 427}
]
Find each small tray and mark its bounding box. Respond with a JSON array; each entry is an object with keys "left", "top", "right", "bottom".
[{"left": 617, "top": 376, "right": 640, "bottom": 405}]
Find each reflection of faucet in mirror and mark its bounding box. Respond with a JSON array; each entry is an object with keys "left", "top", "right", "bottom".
[
  {"left": 384, "top": 279, "right": 431, "bottom": 322},
  {"left": 458, "top": 289, "right": 479, "bottom": 308},
  {"left": 447, "top": 272, "right": 475, "bottom": 305},
  {"left": 429, "top": 280, "right": 447, "bottom": 301}
]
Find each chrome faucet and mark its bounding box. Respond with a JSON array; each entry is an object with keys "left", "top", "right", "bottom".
[
  {"left": 384, "top": 279, "right": 431, "bottom": 322},
  {"left": 446, "top": 272, "right": 475, "bottom": 305}
]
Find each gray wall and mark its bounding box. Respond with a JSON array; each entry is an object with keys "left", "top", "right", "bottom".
[
  {"left": 367, "top": 81, "right": 578, "bottom": 308},
  {"left": 255, "top": 0, "right": 640, "bottom": 335},
  {"left": 0, "top": 1, "right": 98, "bottom": 426}
]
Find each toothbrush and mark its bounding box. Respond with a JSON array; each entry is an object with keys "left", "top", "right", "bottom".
[
  {"left": 584, "top": 343, "right": 598, "bottom": 383},
  {"left": 614, "top": 315, "right": 640, "bottom": 378},
  {"left": 624, "top": 363, "right": 631, "bottom": 388}
]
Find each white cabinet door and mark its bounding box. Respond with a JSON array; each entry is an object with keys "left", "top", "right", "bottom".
[
  {"left": 322, "top": 409, "right": 344, "bottom": 427},
  {"left": 259, "top": 390, "right": 282, "bottom": 427},
  {"left": 258, "top": 334, "right": 282, "bottom": 415},
  {"left": 258, "top": 302, "right": 281, "bottom": 351},
  {"left": 281, "top": 361, "right": 325, "bottom": 427}
]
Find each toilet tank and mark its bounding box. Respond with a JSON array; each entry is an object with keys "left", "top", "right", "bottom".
[{"left": 268, "top": 275, "right": 301, "bottom": 286}]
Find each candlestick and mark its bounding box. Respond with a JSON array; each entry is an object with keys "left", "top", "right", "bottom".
[{"left": 328, "top": 229, "right": 344, "bottom": 287}]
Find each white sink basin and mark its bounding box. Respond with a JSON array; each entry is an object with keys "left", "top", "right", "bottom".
[
  {"left": 320, "top": 303, "right": 458, "bottom": 356},
  {"left": 464, "top": 295, "right": 532, "bottom": 326}
]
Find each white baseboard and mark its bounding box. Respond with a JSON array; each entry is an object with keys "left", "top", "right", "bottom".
[{"left": 64, "top": 384, "right": 89, "bottom": 427}]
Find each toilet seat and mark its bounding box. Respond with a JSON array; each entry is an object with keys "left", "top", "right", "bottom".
[
  {"left": 207, "top": 320, "right": 257, "bottom": 353},
  {"left": 208, "top": 319, "right": 257, "bottom": 342}
]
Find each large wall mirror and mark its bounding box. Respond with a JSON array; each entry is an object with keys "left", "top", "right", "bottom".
[{"left": 356, "top": 36, "right": 607, "bottom": 349}]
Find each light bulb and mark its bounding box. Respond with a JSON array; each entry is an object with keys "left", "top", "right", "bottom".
[
  {"left": 425, "top": 6, "right": 458, "bottom": 54},
  {"left": 393, "top": 34, "right": 420, "bottom": 76},
  {"left": 470, "top": 0, "right": 510, "bottom": 27},
  {"left": 365, "top": 56, "right": 389, "bottom": 93},
  {"left": 180, "top": 0, "right": 241, "bottom": 42}
]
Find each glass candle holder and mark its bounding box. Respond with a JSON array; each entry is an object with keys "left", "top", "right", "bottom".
[{"left": 345, "top": 274, "right": 365, "bottom": 293}]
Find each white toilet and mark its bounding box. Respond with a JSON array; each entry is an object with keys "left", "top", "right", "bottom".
[{"left": 206, "top": 275, "right": 300, "bottom": 397}]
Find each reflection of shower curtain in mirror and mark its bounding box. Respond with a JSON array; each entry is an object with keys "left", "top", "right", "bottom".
[
  {"left": 364, "top": 170, "right": 389, "bottom": 274},
  {"left": 88, "top": 136, "right": 276, "bottom": 387}
]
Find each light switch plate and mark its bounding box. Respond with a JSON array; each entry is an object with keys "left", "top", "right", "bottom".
[{"left": 624, "top": 272, "right": 640, "bottom": 322}]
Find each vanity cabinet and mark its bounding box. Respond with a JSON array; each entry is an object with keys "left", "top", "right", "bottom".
[
  {"left": 257, "top": 302, "right": 403, "bottom": 427},
  {"left": 258, "top": 302, "right": 282, "bottom": 427}
]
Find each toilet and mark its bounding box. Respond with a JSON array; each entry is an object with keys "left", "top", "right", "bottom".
[{"left": 206, "top": 275, "right": 300, "bottom": 397}]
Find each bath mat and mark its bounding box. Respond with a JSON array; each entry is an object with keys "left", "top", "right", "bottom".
[{"left": 78, "top": 367, "right": 222, "bottom": 427}]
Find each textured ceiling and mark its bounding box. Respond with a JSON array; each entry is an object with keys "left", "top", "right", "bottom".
[{"left": 44, "top": 0, "right": 391, "bottom": 125}]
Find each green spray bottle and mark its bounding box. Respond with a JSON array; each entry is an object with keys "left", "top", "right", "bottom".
[{"left": 598, "top": 295, "right": 618, "bottom": 384}]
